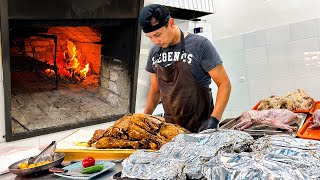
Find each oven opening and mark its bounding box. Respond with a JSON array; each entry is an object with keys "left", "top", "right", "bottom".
[{"left": 7, "top": 19, "right": 140, "bottom": 141}]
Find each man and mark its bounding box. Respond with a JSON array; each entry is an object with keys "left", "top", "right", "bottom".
[{"left": 139, "top": 4, "right": 231, "bottom": 133}]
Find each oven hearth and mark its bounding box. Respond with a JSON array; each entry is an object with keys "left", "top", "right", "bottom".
[{"left": 10, "top": 25, "right": 132, "bottom": 134}]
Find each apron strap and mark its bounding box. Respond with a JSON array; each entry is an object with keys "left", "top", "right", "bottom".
[{"left": 179, "top": 29, "right": 185, "bottom": 53}]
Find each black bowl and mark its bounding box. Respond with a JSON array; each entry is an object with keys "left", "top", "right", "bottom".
[{"left": 8, "top": 152, "right": 65, "bottom": 176}]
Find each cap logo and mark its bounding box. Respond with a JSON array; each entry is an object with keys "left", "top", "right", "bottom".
[{"left": 150, "top": 17, "right": 159, "bottom": 26}]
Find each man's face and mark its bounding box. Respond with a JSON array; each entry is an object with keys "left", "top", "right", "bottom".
[{"left": 145, "top": 18, "right": 174, "bottom": 48}]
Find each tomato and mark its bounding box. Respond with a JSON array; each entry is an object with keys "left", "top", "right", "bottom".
[{"left": 82, "top": 156, "right": 95, "bottom": 168}]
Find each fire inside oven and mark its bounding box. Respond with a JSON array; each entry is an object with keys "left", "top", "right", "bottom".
[{"left": 9, "top": 25, "right": 132, "bottom": 135}]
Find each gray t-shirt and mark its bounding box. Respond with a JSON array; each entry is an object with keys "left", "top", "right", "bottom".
[{"left": 145, "top": 33, "right": 223, "bottom": 87}]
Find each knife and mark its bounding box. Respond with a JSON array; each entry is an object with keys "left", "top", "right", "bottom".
[{"left": 50, "top": 167, "right": 91, "bottom": 177}]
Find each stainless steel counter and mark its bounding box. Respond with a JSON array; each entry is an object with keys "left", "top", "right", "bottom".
[{"left": 1, "top": 162, "right": 123, "bottom": 180}]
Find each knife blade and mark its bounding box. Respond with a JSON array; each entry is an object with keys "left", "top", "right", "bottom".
[
  {"left": 50, "top": 167, "right": 91, "bottom": 177},
  {"left": 59, "top": 170, "right": 91, "bottom": 177}
]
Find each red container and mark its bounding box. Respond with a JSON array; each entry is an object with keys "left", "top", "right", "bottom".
[
  {"left": 309, "top": 101, "right": 320, "bottom": 114},
  {"left": 252, "top": 101, "right": 261, "bottom": 110},
  {"left": 296, "top": 116, "right": 320, "bottom": 140}
]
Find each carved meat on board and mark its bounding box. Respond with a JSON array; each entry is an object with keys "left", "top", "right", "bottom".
[{"left": 87, "top": 113, "right": 189, "bottom": 150}]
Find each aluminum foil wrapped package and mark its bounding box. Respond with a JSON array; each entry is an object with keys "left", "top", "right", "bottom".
[
  {"left": 121, "top": 150, "right": 185, "bottom": 180},
  {"left": 202, "top": 135, "right": 320, "bottom": 180},
  {"left": 172, "top": 129, "right": 254, "bottom": 153},
  {"left": 203, "top": 152, "right": 310, "bottom": 180},
  {"left": 250, "top": 135, "right": 320, "bottom": 178},
  {"left": 251, "top": 134, "right": 320, "bottom": 152},
  {"left": 121, "top": 130, "right": 254, "bottom": 179},
  {"left": 159, "top": 142, "right": 216, "bottom": 161},
  {"left": 158, "top": 142, "right": 215, "bottom": 179}
]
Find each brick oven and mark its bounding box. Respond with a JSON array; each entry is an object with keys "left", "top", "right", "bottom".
[{"left": 1, "top": 0, "right": 144, "bottom": 141}]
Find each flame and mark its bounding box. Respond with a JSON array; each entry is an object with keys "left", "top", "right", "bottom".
[
  {"left": 45, "top": 69, "right": 55, "bottom": 77},
  {"left": 80, "top": 63, "right": 90, "bottom": 78},
  {"left": 44, "top": 40, "right": 90, "bottom": 81}
]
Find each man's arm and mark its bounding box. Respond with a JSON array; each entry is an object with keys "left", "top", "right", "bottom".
[
  {"left": 144, "top": 73, "right": 161, "bottom": 114},
  {"left": 208, "top": 64, "right": 231, "bottom": 120}
]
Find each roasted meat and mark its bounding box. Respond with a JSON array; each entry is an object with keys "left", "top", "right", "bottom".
[
  {"left": 234, "top": 109, "right": 298, "bottom": 132},
  {"left": 159, "top": 123, "right": 189, "bottom": 140},
  {"left": 257, "top": 89, "right": 314, "bottom": 111},
  {"left": 258, "top": 95, "right": 282, "bottom": 110},
  {"left": 87, "top": 113, "right": 189, "bottom": 150},
  {"left": 104, "top": 114, "right": 132, "bottom": 139},
  {"left": 87, "top": 129, "right": 106, "bottom": 146},
  {"left": 129, "top": 113, "right": 164, "bottom": 134},
  {"left": 93, "top": 137, "right": 139, "bottom": 149}
]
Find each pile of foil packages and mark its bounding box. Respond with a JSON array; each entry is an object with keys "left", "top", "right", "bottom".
[
  {"left": 122, "top": 129, "right": 254, "bottom": 179},
  {"left": 121, "top": 131, "right": 320, "bottom": 179}
]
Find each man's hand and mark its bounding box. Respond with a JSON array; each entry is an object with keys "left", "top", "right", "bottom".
[{"left": 198, "top": 116, "right": 219, "bottom": 132}]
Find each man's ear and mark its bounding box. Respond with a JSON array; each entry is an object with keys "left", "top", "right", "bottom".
[{"left": 168, "top": 18, "right": 175, "bottom": 28}]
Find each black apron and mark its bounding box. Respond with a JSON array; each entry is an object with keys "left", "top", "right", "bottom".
[{"left": 154, "top": 30, "right": 214, "bottom": 133}]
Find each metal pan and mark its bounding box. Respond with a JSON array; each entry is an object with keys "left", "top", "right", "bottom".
[
  {"left": 8, "top": 152, "right": 65, "bottom": 177},
  {"left": 219, "top": 113, "right": 307, "bottom": 138}
]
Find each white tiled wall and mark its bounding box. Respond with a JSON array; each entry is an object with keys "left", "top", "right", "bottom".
[
  {"left": 215, "top": 18, "right": 320, "bottom": 119},
  {"left": 289, "top": 19, "right": 318, "bottom": 41},
  {"left": 266, "top": 25, "right": 290, "bottom": 45}
]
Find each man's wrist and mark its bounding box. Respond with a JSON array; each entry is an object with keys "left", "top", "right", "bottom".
[{"left": 209, "top": 116, "right": 219, "bottom": 122}]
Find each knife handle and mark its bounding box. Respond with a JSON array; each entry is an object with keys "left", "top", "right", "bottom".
[{"left": 49, "top": 167, "right": 68, "bottom": 173}]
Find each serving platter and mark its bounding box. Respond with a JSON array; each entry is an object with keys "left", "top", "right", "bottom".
[{"left": 54, "top": 160, "right": 115, "bottom": 179}]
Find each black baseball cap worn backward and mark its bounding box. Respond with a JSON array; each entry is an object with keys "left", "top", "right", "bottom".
[{"left": 138, "top": 4, "right": 171, "bottom": 33}]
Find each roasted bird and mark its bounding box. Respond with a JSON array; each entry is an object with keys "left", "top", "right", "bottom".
[
  {"left": 257, "top": 89, "right": 314, "bottom": 111},
  {"left": 257, "top": 95, "right": 282, "bottom": 110},
  {"left": 88, "top": 113, "right": 189, "bottom": 150}
]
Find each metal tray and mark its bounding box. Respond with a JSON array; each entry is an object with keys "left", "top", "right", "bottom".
[
  {"left": 8, "top": 152, "right": 65, "bottom": 177},
  {"left": 219, "top": 113, "right": 307, "bottom": 138},
  {"left": 296, "top": 116, "right": 320, "bottom": 140},
  {"left": 309, "top": 101, "right": 320, "bottom": 114}
]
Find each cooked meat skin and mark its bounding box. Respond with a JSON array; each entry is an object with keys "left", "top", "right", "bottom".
[
  {"left": 94, "top": 137, "right": 139, "bottom": 149},
  {"left": 257, "top": 89, "right": 314, "bottom": 111},
  {"left": 87, "top": 113, "right": 189, "bottom": 150},
  {"left": 258, "top": 95, "right": 282, "bottom": 110},
  {"left": 159, "top": 123, "right": 189, "bottom": 140},
  {"left": 130, "top": 114, "right": 163, "bottom": 134},
  {"left": 127, "top": 124, "right": 167, "bottom": 147},
  {"left": 87, "top": 129, "right": 106, "bottom": 146},
  {"left": 104, "top": 114, "right": 132, "bottom": 138}
]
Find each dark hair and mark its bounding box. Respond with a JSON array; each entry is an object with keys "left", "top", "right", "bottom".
[{"left": 138, "top": 4, "right": 171, "bottom": 33}]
